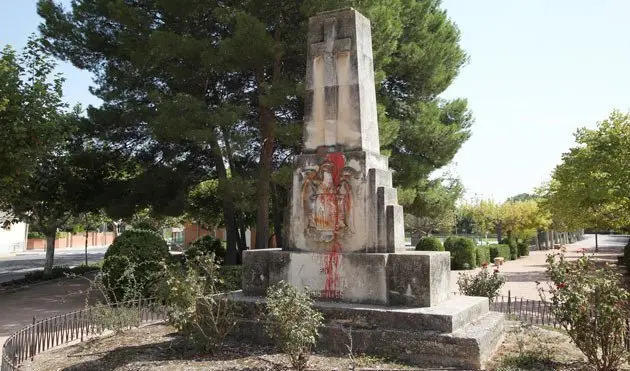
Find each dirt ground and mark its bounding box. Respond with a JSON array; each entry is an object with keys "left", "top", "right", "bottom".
[{"left": 22, "top": 320, "right": 630, "bottom": 371}]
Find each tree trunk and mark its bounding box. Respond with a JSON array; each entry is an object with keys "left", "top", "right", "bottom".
[
  {"left": 237, "top": 223, "right": 247, "bottom": 252},
  {"left": 85, "top": 229, "right": 89, "bottom": 266},
  {"left": 595, "top": 233, "right": 599, "bottom": 252},
  {"left": 254, "top": 106, "right": 275, "bottom": 250},
  {"left": 495, "top": 224, "right": 503, "bottom": 243},
  {"left": 44, "top": 231, "right": 56, "bottom": 277},
  {"left": 271, "top": 185, "right": 284, "bottom": 250}
]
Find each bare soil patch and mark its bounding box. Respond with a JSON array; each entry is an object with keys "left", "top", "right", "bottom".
[{"left": 21, "top": 320, "right": 630, "bottom": 371}]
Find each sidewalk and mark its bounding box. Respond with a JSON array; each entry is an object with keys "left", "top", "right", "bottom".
[
  {"left": 0, "top": 277, "right": 93, "bottom": 346},
  {"left": 449, "top": 234, "right": 629, "bottom": 300}
]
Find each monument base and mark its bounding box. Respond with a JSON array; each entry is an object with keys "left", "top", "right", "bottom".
[
  {"left": 228, "top": 292, "right": 505, "bottom": 370},
  {"left": 242, "top": 249, "right": 451, "bottom": 307}
]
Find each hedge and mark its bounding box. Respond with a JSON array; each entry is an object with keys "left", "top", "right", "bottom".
[
  {"left": 476, "top": 245, "right": 491, "bottom": 266},
  {"left": 445, "top": 237, "right": 476, "bottom": 270},
  {"left": 489, "top": 244, "right": 511, "bottom": 261},
  {"left": 517, "top": 241, "right": 530, "bottom": 257},
  {"left": 415, "top": 236, "right": 444, "bottom": 251},
  {"left": 501, "top": 237, "right": 519, "bottom": 259}
]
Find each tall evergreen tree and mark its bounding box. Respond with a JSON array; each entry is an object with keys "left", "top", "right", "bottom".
[{"left": 37, "top": 0, "right": 472, "bottom": 259}]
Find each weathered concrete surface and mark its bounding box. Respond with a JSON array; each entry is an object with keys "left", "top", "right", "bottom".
[
  {"left": 229, "top": 291, "right": 505, "bottom": 370},
  {"left": 387, "top": 251, "right": 450, "bottom": 307},
  {"left": 243, "top": 250, "right": 451, "bottom": 306}
]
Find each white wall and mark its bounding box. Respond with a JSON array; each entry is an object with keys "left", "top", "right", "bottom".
[{"left": 0, "top": 222, "right": 27, "bottom": 254}]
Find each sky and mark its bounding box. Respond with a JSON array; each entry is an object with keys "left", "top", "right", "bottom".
[{"left": 2, "top": 1, "right": 630, "bottom": 203}]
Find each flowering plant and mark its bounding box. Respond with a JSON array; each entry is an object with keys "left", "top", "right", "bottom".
[
  {"left": 457, "top": 265, "right": 505, "bottom": 303},
  {"left": 538, "top": 252, "right": 630, "bottom": 371}
]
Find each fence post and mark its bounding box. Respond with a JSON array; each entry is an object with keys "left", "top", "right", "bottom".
[
  {"left": 30, "top": 316, "right": 35, "bottom": 361},
  {"left": 507, "top": 290, "right": 511, "bottom": 314}
]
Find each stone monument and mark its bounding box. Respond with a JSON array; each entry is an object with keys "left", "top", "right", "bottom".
[{"left": 231, "top": 8, "right": 504, "bottom": 369}]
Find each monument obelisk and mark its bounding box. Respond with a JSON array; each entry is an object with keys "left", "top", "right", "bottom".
[{"left": 236, "top": 9, "right": 505, "bottom": 369}]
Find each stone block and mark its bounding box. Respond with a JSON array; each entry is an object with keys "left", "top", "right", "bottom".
[
  {"left": 228, "top": 292, "right": 505, "bottom": 370},
  {"left": 386, "top": 204, "right": 405, "bottom": 252},
  {"left": 242, "top": 249, "right": 389, "bottom": 304},
  {"left": 387, "top": 251, "right": 450, "bottom": 307}
]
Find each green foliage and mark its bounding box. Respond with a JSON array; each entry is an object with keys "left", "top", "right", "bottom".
[
  {"left": 265, "top": 282, "right": 324, "bottom": 371},
  {"left": 445, "top": 237, "right": 476, "bottom": 270},
  {"left": 27, "top": 231, "right": 46, "bottom": 239},
  {"left": 102, "top": 230, "right": 169, "bottom": 301},
  {"left": 130, "top": 221, "right": 159, "bottom": 232},
  {"left": 38, "top": 0, "right": 473, "bottom": 256},
  {"left": 218, "top": 265, "right": 242, "bottom": 292},
  {"left": 0, "top": 37, "right": 67, "bottom": 197},
  {"left": 476, "top": 245, "right": 491, "bottom": 266},
  {"left": 155, "top": 253, "right": 236, "bottom": 351},
  {"left": 517, "top": 241, "right": 530, "bottom": 257},
  {"left": 415, "top": 236, "right": 444, "bottom": 251},
  {"left": 501, "top": 237, "right": 518, "bottom": 260},
  {"left": 185, "top": 235, "right": 226, "bottom": 264},
  {"left": 457, "top": 265, "right": 505, "bottom": 302},
  {"left": 489, "top": 244, "right": 511, "bottom": 261},
  {"left": 543, "top": 111, "right": 630, "bottom": 231},
  {"left": 443, "top": 236, "right": 457, "bottom": 251},
  {"left": 539, "top": 253, "right": 630, "bottom": 371}
]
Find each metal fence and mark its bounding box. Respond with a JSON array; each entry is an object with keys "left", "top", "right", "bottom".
[
  {"left": 490, "top": 291, "right": 558, "bottom": 326},
  {"left": 1, "top": 298, "right": 165, "bottom": 371}
]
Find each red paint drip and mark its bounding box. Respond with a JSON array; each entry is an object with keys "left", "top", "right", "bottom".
[{"left": 321, "top": 152, "right": 345, "bottom": 299}]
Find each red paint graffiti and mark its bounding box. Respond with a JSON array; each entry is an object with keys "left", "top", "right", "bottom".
[{"left": 320, "top": 152, "right": 345, "bottom": 300}]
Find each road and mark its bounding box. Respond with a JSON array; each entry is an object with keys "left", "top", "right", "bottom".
[{"left": 0, "top": 247, "right": 108, "bottom": 283}]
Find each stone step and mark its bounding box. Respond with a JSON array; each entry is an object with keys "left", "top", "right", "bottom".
[
  {"left": 230, "top": 295, "right": 505, "bottom": 370},
  {"left": 231, "top": 291, "right": 490, "bottom": 334}
]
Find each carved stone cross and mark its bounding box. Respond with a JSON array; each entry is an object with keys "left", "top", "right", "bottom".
[
  {"left": 310, "top": 18, "right": 352, "bottom": 60},
  {"left": 303, "top": 8, "right": 381, "bottom": 154}
]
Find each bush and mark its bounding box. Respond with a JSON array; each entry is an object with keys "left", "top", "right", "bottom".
[
  {"left": 265, "top": 282, "right": 324, "bottom": 371},
  {"left": 102, "top": 230, "right": 170, "bottom": 301},
  {"left": 445, "top": 237, "right": 476, "bottom": 270},
  {"left": 517, "top": 241, "right": 530, "bottom": 257},
  {"left": 218, "top": 265, "right": 242, "bottom": 292},
  {"left": 185, "top": 235, "right": 226, "bottom": 263},
  {"left": 457, "top": 265, "right": 505, "bottom": 302},
  {"left": 476, "top": 245, "right": 491, "bottom": 266},
  {"left": 130, "top": 221, "right": 159, "bottom": 232},
  {"left": 443, "top": 236, "right": 457, "bottom": 251},
  {"left": 415, "top": 236, "right": 444, "bottom": 251},
  {"left": 155, "top": 253, "right": 236, "bottom": 351},
  {"left": 27, "top": 231, "right": 46, "bottom": 239},
  {"left": 489, "top": 244, "right": 511, "bottom": 261},
  {"left": 539, "top": 253, "right": 630, "bottom": 371},
  {"left": 501, "top": 237, "right": 518, "bottom": 259}
]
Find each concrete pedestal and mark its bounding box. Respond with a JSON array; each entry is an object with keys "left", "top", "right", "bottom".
[{"left": 228, "top": 292, "right": 505, "bottom": 370}]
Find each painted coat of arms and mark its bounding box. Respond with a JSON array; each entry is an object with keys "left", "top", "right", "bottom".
[{"left": 301, "top": 153, "right": 356, "bottom": 243}]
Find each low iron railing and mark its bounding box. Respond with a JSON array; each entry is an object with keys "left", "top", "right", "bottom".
[{"left": 1, "top": 298, "right": 165, "bottom": 371}]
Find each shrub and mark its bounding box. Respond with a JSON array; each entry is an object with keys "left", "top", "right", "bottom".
[
  {"left": 501, "top": 237, "right": 518, "bottom": 259},
  {"left": 185, "top": 235, "right": 226, "bottom": 263},
  {"left": 445, "top": 237, "right": 476, "bottom": 270},
  {"left": 218, "top": 265, "right": 243, "bottom": 292},
  {"left": 415, "top": 236, "right": 444, "bottom": 251},
  {"left": 155, "top": 253, "right": 236, "bottom": 352},
  {"left": 265, "top": 282, "right": 324, "bottom": 371},
  {"left": 102, "top": 230, "right": 169, "bottom": 301},
  {"left": 130, "top": 221, "right": 159, "bottom": 232},
  {"left": 539, "top": 252, "right": 630, "bottom": 371},
  {"left": 443, "top": 236, "right": 457, "bottom": 251},
  {"left": 489, "top": 244, "right": 511, "bottom": 261},
  {"left": 457, "top": 265, "right": 505, "bottom": 302},
  {"left": 517, "top": 241, "right": 530, "bottom": 257},
  {"left": 476, "top": 245, "right": 491, "bottom": 266}
]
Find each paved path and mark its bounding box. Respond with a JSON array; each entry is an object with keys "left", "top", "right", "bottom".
[
  {"left": 450, "top": 234, "right": 629, "bottom": 300},
  {"left": 0, "top": 247, "right": 107, "bottom": 283},
  {"left": 0, "top": 277, "right": 93, "bottom": 346}
]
